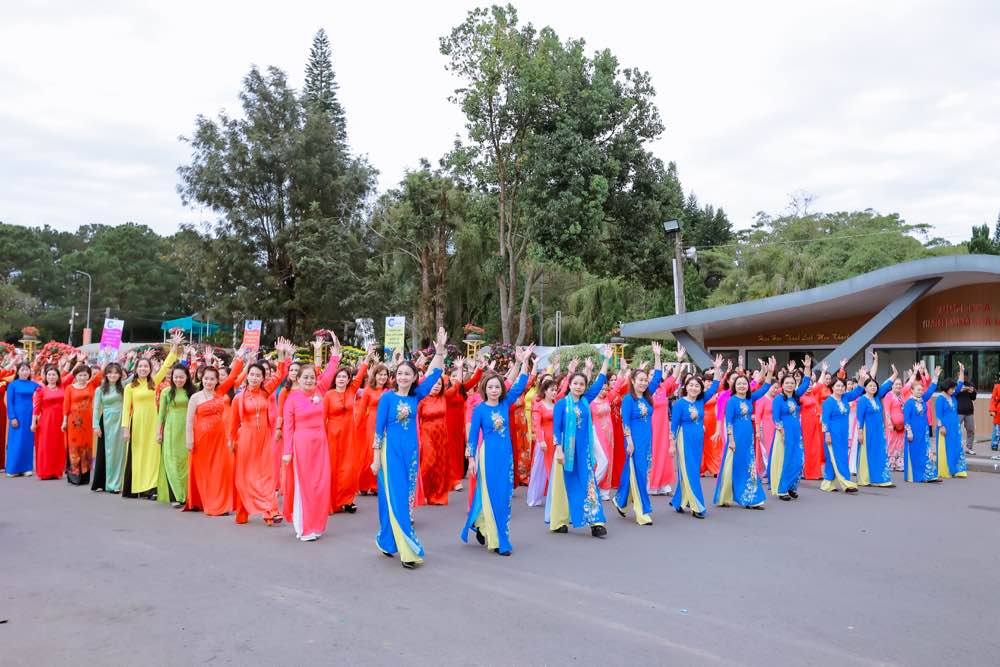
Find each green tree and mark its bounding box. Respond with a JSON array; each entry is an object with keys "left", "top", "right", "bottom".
[
  {"left": 707, "top": 210, "right": 944, "bottom": 306},
  {"left": 968, "top": 214, "right": 1000, "bottom": 255},
  {"left": 441, "top": 4, "right": 667, "bottom": 343},
  {"left": 303, "top": 28, "right": 348, "bottom": 148},
  {"left": 370, "top": 161, "right": 467, "bottom": 340},
  {"left": 178, "top": 53, "right": 374, "bottom": 337}
]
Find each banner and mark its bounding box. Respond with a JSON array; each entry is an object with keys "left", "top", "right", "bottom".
[
  {"left": 384, "top": 315, "right": 406, "bottom": 353},
  {"left": 98, "top": 318, "right": 125, "bottom": 361},
  {"left": 242, "top": 320, "right": 262, "bottom": 351},
  {"left": 355, "top": 317, "right": 376, "bottom": 349}
]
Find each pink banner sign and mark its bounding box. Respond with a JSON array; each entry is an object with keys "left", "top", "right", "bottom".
[{"left": 99, "top": 318, "right": 125, "bottom": 360}]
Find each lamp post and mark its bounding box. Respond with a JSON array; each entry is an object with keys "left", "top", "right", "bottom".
[
  {"left": 662, "top": 220, "right": 685, "bottom": 315},
  {"left": 74, "top": 270, "right": 93, "bottom": 345}
]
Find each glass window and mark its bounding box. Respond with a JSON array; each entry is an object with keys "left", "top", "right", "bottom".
[
  {"left": 710, "top": 349, "right": 741, "bottom": 370},
  {"left": 979, "top": 351, "right": 1000, "bottom": 386},
  {"left": 950, "top": 351, "right": 975, "bottom": 382},
  {"left": 872, "top": 349, "right": 915, "bottom": 381}
]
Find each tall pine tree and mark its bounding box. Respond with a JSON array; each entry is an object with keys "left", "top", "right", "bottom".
[{"left": 303, "top": 28, "right": 348, "bottom": 148}]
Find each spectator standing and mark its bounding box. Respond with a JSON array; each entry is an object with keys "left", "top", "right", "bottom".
[{"left": 956, "top": 378, "right": 977, "bottom": 455}]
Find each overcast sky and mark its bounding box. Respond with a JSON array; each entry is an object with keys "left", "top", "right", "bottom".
[{"left": 1, "top": 0, "right": 997, "bottom": 244}]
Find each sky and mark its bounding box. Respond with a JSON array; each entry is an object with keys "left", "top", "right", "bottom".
[{"left": 1, "top": 0, "right": 997, "bottom": 244}]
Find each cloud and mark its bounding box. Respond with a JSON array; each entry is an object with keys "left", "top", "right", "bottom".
[{"left": 0, "top": 0, "right": 997, "bottom": 241}]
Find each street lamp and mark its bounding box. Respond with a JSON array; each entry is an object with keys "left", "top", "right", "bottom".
[
  {"left": 74, "top": 270, "right": 93, "bottom": 345},
  {"left": 662, "top": 220, "right": 686, "bottom": 314}
]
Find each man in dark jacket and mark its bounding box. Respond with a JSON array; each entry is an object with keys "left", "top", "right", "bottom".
[{"left": 956, "top": 379, "right": 977, "bottom": 455}]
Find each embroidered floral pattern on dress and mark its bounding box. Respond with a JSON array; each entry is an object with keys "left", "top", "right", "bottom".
[
  {"left": 638, "top": 401, "right": 649, "bottom": 419},
  {"left": 396, "top": 401, "right": 411, "bottom": 429},
  {"left": 739, "top": 401, "right": 749, "bottom": 417},
  {"left": 582, "top": 470, "right": 603, "bottom": 526},
  {"left": 688, "top": 405, "right": 699, "bottom": 421},
  {"left": 787, "top": 399, "right": 798, "bottom": 415},
  {"left": 573, "top": 406, "right": 583, "bottom": 427},
  {"left": 490, "top": 410, "right": 506, "bottom": 437}
]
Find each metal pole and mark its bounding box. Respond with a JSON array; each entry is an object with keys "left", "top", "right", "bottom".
[
  {"left": 673, "top": 232, "right": 686, "bottom": 315},
  {"left": 74, "top": 270, "right": 92, "bottom": 332},
  {"left": 68, "top": 307, "right": 76, "bottom": 345}
]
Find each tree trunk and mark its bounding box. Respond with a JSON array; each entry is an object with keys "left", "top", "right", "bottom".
[
  {"left": 419, "top": 248, "right": 432, "bottom": 342},
  {"left": 514, "top": 265, "right": 539, "bottom": 346}
]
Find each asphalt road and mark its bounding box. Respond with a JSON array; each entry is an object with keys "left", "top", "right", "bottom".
[{"left": 2, "top": 471, "right": 998, "bottom": 666}]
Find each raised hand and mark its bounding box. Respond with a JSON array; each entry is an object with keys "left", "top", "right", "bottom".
[
  {"left": 651, "top": 341, "right": 662, "bottom": 358},
  {"left": 676, "top": 345, "right": 686, "bottom": 360},
  {"left": 803, "top": 354, "right": 812, "bottom": 368},
  {"left": 434, "top": 327, "right": 448, "bottom": 355},
  {"left": 786, "top": 359, "right": 796, "bottom": 372}
]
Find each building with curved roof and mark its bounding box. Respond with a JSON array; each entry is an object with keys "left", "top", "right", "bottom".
[{"left": 622, "top": 254, "right": 1000, "bottom": 435}]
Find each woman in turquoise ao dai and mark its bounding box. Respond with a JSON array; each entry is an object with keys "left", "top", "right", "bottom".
[
  {"left": 714, "top": 357, "right": 775, "bottom": 509},
  {"left": 549, "top": 347, "right": 613, "bottom": 537},
  {"left": 614, "top": 341, "right": 664, "bottom": 525},
  {"left": 670, "top": 354, "right": 725, "bottom": 518},
  {"left": 904, "top": 374, "right": 940, "bottom": 483},
  {"left": 854, "top": 361, "right": 900, "bottom": 487},
  {"left": 821, "top": 376, "right": 865, "bottom": 493},
  {"left": 370, "top": 328, "right": 447, "bottom": 570},
  {"left": 462, "top": 346, "right": 533, "bottom": 556},
  {"left": 768, "top": 356, "right": 813, "bottom": 501},
  {"left": 935, "top": 362, "right": 967, "bottom": 479}
]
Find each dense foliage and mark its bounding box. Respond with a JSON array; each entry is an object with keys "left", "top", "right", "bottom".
[{"left": 0, "top": 11, "right": 981, "bottom": 348}]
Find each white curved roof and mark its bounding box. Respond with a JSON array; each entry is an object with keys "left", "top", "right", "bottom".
[{"left": 621, "top": 254, "right": 1000, "bottom": 341}]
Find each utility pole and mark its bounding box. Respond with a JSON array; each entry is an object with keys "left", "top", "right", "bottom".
[
  {"left": 68, "top": 307, "right": 77, "bottom": 345},
  {"left": 74, "top": 270, "right": 92, "bottom": 345},
  {"left": 673, "top": 231, "right": 686, "bottom": 315},
  {"left": 663, "top": 220, "right": 686, "bottom": 315}
]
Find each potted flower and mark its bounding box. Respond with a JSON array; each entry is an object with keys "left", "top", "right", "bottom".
[
  {"left": 20, "top": 325, "right": 40, "bottom": 341},
  {"left": 463, "top": 323, "right": 484, "bottom": 342},
  {"left": 608, "top": 326, "right": 625, "bottom": 345}
]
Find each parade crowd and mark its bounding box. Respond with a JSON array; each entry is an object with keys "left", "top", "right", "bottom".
[{"left": 2, "top": 328, "right": 997, "bottom": 569}]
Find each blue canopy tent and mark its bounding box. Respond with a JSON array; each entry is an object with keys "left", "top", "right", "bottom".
[{"left": 160, "top": 315, "right": 223, "bottom": 341}]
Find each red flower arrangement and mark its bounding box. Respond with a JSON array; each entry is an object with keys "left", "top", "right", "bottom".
[
  {"left": 34, "top": 341, "right": 78, "bottom": 367},
  {"left": 0, "top": 341, "right": 15, "bottom": 358},
  {"left": 20, "top": 326, "right": 40, "bottom": 339},
  {"left": 463, "top": 323, "right": 485, "bottom": 335},
  {"left": 313, "top": 329, "right": 329, "bottom": 338}
]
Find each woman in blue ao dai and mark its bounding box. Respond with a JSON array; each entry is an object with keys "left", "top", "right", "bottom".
[
  {"left": 904, "top": 375, "right": 940, "bottom": 483},
  {"left": 550, "top": 347, "right": 613, "bottom": 537},
  {"left": 820, "top": 376, "right": 865, "bottom": 493},
  {"left": 855, "top": 362, "right": 900, "bottom": 487},
  {"left": 5, "top": 363, "right": 39, "bottom": 476},
  {"left": 769, "top": 356, "right": 813, "bottom": 501},
  {"left": 670, "top": 354, "right": 724, "bottom": 518},
  {"left": 935, "top": 362, "right": 967, "bottom": 480},
  {"left": 370, "top": 327, "right": 447, "bottom": 570},
  {"left": 462, "top": 346, "right": 533, "bottom": 556},
  {"left": 714, "top": 357, "right": 775, "bottom": 509},
  {"left": 614, "top": 342, "right": 664, "bottom": 525}
]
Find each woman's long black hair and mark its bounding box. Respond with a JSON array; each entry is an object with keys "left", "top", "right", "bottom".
[
  {"left": 100, "top": 363, "right": 124, "bottom": 395},
  {"left": 166, "top": 363, "right": 195, "bottom": 404}
]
